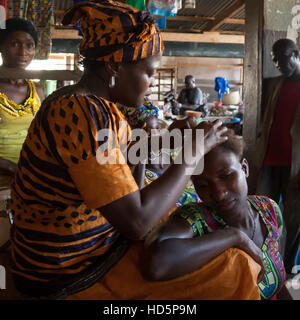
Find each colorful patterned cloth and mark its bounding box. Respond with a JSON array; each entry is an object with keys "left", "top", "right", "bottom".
[
  {"left": 127, "top": 104, "right": 159, "bottom": 128},
  {"left": 174, "top": 195, "right": 286, "bottom": 300},
  {"left": 28, "top": 0, "right": 54, "bottom": 59},
  {"left": 118, "top": 98, "right": 159, "bottom": 125},
  {"left": 6, "top": 0, "right": 54, "bottom": 59},
  {"left": 144, "top": 168, "right": 199, "bottom": 207},
  {"left": 10, "top": 93, "right": 138, "bottom": 296},
  {"left": 6, "top": 0, "right": 28, "bottom": 18},
  {"left": 62, "top": 0, "right": 164, "bottom": 63}
]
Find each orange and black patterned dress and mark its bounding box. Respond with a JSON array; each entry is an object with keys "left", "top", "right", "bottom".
[{"left": 9, "top": 93, "right": 138, "bottom": 297}]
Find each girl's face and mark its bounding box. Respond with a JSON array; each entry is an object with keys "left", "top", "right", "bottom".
[
  {"left": 192, "top": 148, "right": 249, "bottom": 216},
  {"left": 113, "top": 54, "right": 161, "bottom": 108},
  {"left": 1, "top": 31, "right": 35, "bottom": 69}
]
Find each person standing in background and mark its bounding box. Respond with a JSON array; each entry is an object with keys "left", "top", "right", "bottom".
[
  {"left": 0, "top": 18, "right": 44, "bottom": 216},
  {"left": 255, "top": 38, "right": 300, "bottom": 275}
]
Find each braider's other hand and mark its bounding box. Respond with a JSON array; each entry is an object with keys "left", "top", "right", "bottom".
[
  {"left": 196, "top": 120, "right": 228, "bottom": 154},
  {"left": 168, "top": 117, "right": 198, "bottom": 132},
  {"left": 167, "top": 118, "right": 198, "bottom": 151}
]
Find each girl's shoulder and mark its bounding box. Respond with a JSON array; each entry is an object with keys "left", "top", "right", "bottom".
[
  {"left": 173, "top": 202, "right": 225, "bottom": 236},
  {"left": 249, "top": 195, "right": 281, "bottom": 219},
  {"left": 174, "top": 202, "right": 208, "bottom": 218}
]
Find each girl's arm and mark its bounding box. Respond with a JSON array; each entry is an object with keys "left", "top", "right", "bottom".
[
  {"left": 131, "top": 162, "right": 145, "bottom": 189},
  {"left": 99, "top": 121, "right": 228, "bottom": 241},
  {"left": 142, "top": 214, "right": 265, "bottom": 282}
]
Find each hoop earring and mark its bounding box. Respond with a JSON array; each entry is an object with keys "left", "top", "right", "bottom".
[{"left": 109, "top": 76, "right": 115, "bottom": 88}]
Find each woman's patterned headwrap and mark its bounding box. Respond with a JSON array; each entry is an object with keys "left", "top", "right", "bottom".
[{"left": 62, "top": 0, "right": 164, "bottom": 62}]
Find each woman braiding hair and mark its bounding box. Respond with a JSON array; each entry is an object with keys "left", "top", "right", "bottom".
[{"left": 8, "top": 1, "right": 249, "bottom": 300}]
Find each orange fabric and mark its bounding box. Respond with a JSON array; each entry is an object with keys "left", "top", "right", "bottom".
[
  {"left": 69, "top": 157, "right": 138, "bottom": 209},
  {"left": 10, "top": 94, "right": 138, "bottom": 283},
  {"left": 61, "top": 0, "right": 164, "bottom": 63},
  {"left": 66, "top": 243, "right": 261, "bottom": 300}
]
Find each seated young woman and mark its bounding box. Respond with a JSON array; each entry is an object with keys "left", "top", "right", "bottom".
[
  {"left": 66, "top": 132, "right": 264, "bottom": 301},
  {"left": 142, "top": 130, "right": 292, "bottom": 300}
]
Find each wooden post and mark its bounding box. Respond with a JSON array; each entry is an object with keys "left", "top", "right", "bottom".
[
  {"left": 243, "top": 0, "right": 264, "bottom": 193},
  {"left": 174, "top": 57, "right": 178, "bottom": 96},
  {"left": 240, "top": 58, "right": 244, "bottom": 99}
]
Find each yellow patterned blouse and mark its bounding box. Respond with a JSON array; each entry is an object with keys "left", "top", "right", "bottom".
[{"left": 0, "top": 80, "right": 41, "bottom": 163}]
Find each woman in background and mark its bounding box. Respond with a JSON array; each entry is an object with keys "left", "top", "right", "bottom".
[{"left": 0, "top": 18, "right": 44, "bottom": 216}]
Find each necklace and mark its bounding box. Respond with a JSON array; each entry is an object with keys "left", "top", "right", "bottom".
[{"left": 248, "top": 202, "right": 257, "bottom": 240}]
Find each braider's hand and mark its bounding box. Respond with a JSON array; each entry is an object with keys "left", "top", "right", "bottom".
[{"left": 196, "top": 120, "right": 228, "bottom": 154}]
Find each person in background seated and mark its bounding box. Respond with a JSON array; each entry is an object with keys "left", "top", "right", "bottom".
[
  {"left": 177, "top": 75, "right": 203, "bottom": 115},
  {"left": 143, "top": 131, "right": 292, "bottom": 300},
  {"left": 0, "top": 18, "right": 44, "bottom": 216}
]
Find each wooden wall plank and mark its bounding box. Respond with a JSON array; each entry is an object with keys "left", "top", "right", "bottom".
[
  {"left": 243, "top": 0, "right": 263, "bottom": 193},
  {"left": 0, "top": 68, "right": 82, "bottom": 81},
  {"left": 52, "top": 28, "right": 245, "bottom": 44}
]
